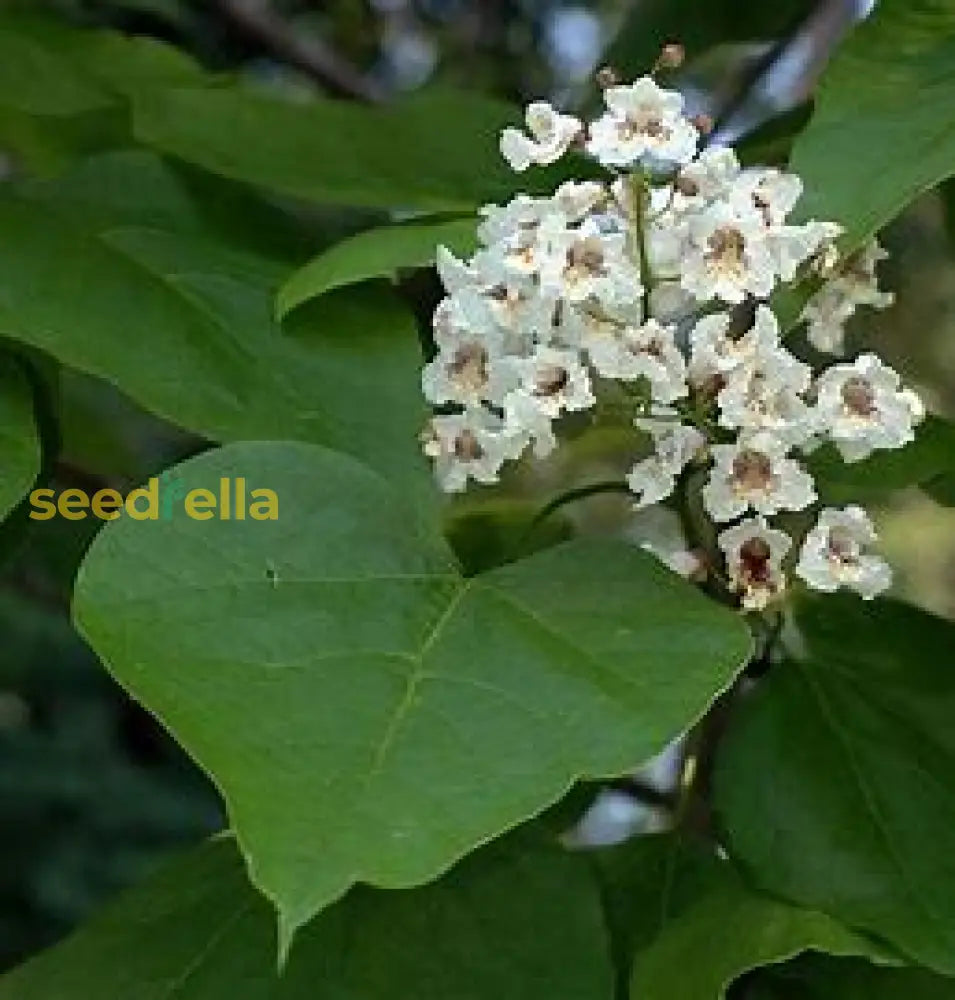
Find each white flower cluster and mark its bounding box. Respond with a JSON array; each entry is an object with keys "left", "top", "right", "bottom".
[{"left": 420, "top": 73, "right": 923, "bottom": 611}]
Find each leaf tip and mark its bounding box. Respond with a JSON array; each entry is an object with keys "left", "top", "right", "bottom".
[{"left": 275, "top": 909, "right": 298, "bottom": 973}]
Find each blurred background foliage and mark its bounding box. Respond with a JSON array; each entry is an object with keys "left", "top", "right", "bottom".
[{"left": 0, "top": 0, "right": 952, "bottom": 980}]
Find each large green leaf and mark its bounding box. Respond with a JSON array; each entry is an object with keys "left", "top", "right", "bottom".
[
  {"left": 132, "top": 86, "right": 592, "bottom": 212},
  {"left": 0, "top": 25, "right": 111, "bottom": 117},
  {"left": 749, "top": 954, "right": 955, "bottom": 1000},
  {"left": 19, "top": 149, "right": 316, "bottom": 262},
  {"left": 0, "top": 158, "right": 429, "bottom": 498},
  {"left": 38, "top": 24, "right": 209, "bottom": 97},
  {"left": 276, "top": 215, "right": 478, "bottom": 318},
  {"left": 606, "top": 0, "right": 814, "bottom": 79},
  {"left": 790, "top": 0, "right": 955, "bottom": 251},
  {"left": 0, "top": 363, "right": 41, "bottom": 521},
  {"left": 0, "top": 831, "right": 615, "bottom": 1000},
  {"left": 0, "top": 16, "right": 209, "bottom": 101},
  {"left": 715, "top": 595, "right": 955, "bottom": 975},
  {"left": 73, "top": 440, "right": 752, "bottom": 949},
  {"left": 593, "top": 834, "right": 881, "bottom": 1000},
  {"left": 0, "top": 18, "right": 211, "bottom": 174}
]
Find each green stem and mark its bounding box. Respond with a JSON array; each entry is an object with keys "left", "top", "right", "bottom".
[
  {"left": 517, "top": 480, "right": 632, "bottom": 555},
  {"left": 629, "top": 171, "right": 654, "bottom": 317}
]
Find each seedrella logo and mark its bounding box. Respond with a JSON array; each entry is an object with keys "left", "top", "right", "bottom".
[{"left": 29, "top": 472, "right": 280, "bottom": 522}]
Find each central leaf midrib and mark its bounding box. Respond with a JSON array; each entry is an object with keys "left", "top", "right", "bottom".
[{"left": 796, "top": 658, "right": 947, "bottom": 942}]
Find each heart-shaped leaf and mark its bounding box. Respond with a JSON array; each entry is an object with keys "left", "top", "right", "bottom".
[
  {"left": 715, "top": 595, "right": 955, "bottom": 975},
  {"left": 73, "top": 441, "right": 752, "bottom": 950},
  {"left": 790, "top": 0, "right": 955, "bottom": 252},
  {"left": 0, "top": 156, "right": 430, "bottom": 501},
  {"left": 595, "top": 834, "right": 883, "bottom": 1000},
  {"left": 747, "top": 954, "right": 955, "bottom": 1000},
  {"left": 0, "top": 830, "right": 615, "bottom": 1000}
]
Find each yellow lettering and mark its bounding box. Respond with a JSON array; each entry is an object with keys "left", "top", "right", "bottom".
[
  {"left": 249, "top": 489, "right": 279, "bottom": 521},
  {"left": 185, "top": 488, "right": 216, "bottom": 521},
  {"left": 28, "top": 488, "right": 57, "bottom": 521}
]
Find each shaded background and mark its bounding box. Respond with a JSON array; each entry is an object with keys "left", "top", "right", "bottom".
[{"left": 0, "top": 0, "right": 952, "bottom": 975}]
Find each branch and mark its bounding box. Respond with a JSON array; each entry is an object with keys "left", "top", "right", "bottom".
[{"left": 214, "top": 0, "right": 387, "bottom": 103}]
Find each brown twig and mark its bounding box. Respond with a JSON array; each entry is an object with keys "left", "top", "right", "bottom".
[{"left": 214, "top": 0, "right": 387, "bottom": 103}]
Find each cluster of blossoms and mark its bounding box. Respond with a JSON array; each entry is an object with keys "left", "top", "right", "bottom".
[{"left": 420, "top": 64, "right": 922, "bottom": 611}]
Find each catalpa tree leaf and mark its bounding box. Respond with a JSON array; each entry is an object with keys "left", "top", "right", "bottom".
[
  {"left": 595, "top": 834, "right": 883, "bottom": 1000},
  {"left": 790, "top": 0, "right": 955, "bottom": 252},
  {"left": 715, "top": 595, "right": 955, "bottom": 975},
  {"left": 0, "top": 830, "right": 615, "bottom": 1000},
  {"left": 747, "top": 954, "right": 955, "bottom": 1000},
  {"left": 73, "top": 441, "right": 752, "bottom": 952},
  {"left": 276, "top": 215, "right": 478, "bottom": 318},
  {"left": 0, "top": 363, "right": 41, "bottom": 522},
  {"left": 132, "top": 86, "right": 600, "bottom": 212},
  {"left": 0, "top": 21, "right": 112, "bottom": 117},
  {"left": 606, "top": 0, "right": 814, "bottom": 80},
  {"left": 0, "top": 154, "right": 431, "bottom": 503}
]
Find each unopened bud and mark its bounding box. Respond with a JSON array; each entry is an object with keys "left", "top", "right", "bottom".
[
  {"left": 658, "top": 43, "right": 685, "bottom": 70},
  {"left": 675, "top": 174, "right": 699, "bottom": 197},
  {"left": 686, "top": 549, "right": 709, "bottom": 583},
  {"left": 691, "top": 113, "right": 714, "bottom": 135},
  {"left": 595, "top": 65, "right": 619, "bottom": 88}
]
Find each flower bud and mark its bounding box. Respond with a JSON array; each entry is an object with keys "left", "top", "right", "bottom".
[
  {"left": 658, "top": 43, "right": 685, "bottom": 70},
  {"left": 675, "top": 174, "right": 700, "bottom": 197},
  {"left": 595, "top": 65, "right": 619, "bottom": 88}
]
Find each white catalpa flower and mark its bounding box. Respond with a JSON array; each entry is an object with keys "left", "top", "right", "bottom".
[
  {"left": 552, "top": 180, "right": 608, "bottom": 222},
  {"left": 717, "top": 351, "right": 815, "bottom": 448},
  {"left": 802, "top": 238, "right": 894, "bottom": 355},
  {"left": 814, "top": 353, "right": 924, "bottom": 462},
  {"left": 476, "top": 194, "right": 553, "bottom": 246},
  {"left": 687, "top": 305, "right": 779, "bottom": 386},
  {"left": 436, "top": 245, "right": 479, "bottom": 295},
  {"left": 627, "top": 419, "right": 705, "bottom": 508},
  {"left": 730, "top": 167, "right": 802, "bottom": 226},
  {"left": 542, "top": 222, "right": 641, "bottom": 307},
  {"left": 432, "top": 291, "right": 493, "bottom": 345},
  {"left": 504, "top": 347, "right": 595, "bottom": 457},
  {"left": 702, "top": 307, "right": 814, "bottom": 446},
  {"left": 587, "top": 76, "right": 699, "bottom": 169},
  {"left": 620, "top": 320, "right": 687, "bottom": 401},
  {"left": 576, "top": 316, "right": 686, "bottom": 401},
  {"left": 766, "top": 220, "right": 842, "bottom": 284},
  {"left": 718, "top": 517, "right": 792, "bottom": 611},
  {"left": 483, "top": 284, "right": 560, "bottom": 347},
  {"left": 474, "top": 210, "right": 568, "bottom": 285},
  {"left": 510, "top": 347, "right": 595, "bottom": 418},
  {"left": 421, "top": 335, "right": 517, "bottom": 407},
  {"left": 421, "top": 409, "right": 526, "bottom": 493},
  {"left": 500, "top": 102, "right": 581, "bottom": 172},
  {"left": 681, "top": 202, "right": 776, "bottom": 303},
  {"left": 674, "top": 147, "right": 741, "bottom": 208},
  {"left": 796, "top": 506, "right": 892, "bottom": 600},
  {"left": 720, "top": 377, "right": 816, "bottom": 449},
  {"left": 703, "top": 432, "right": 816, "bottom": 523}
]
